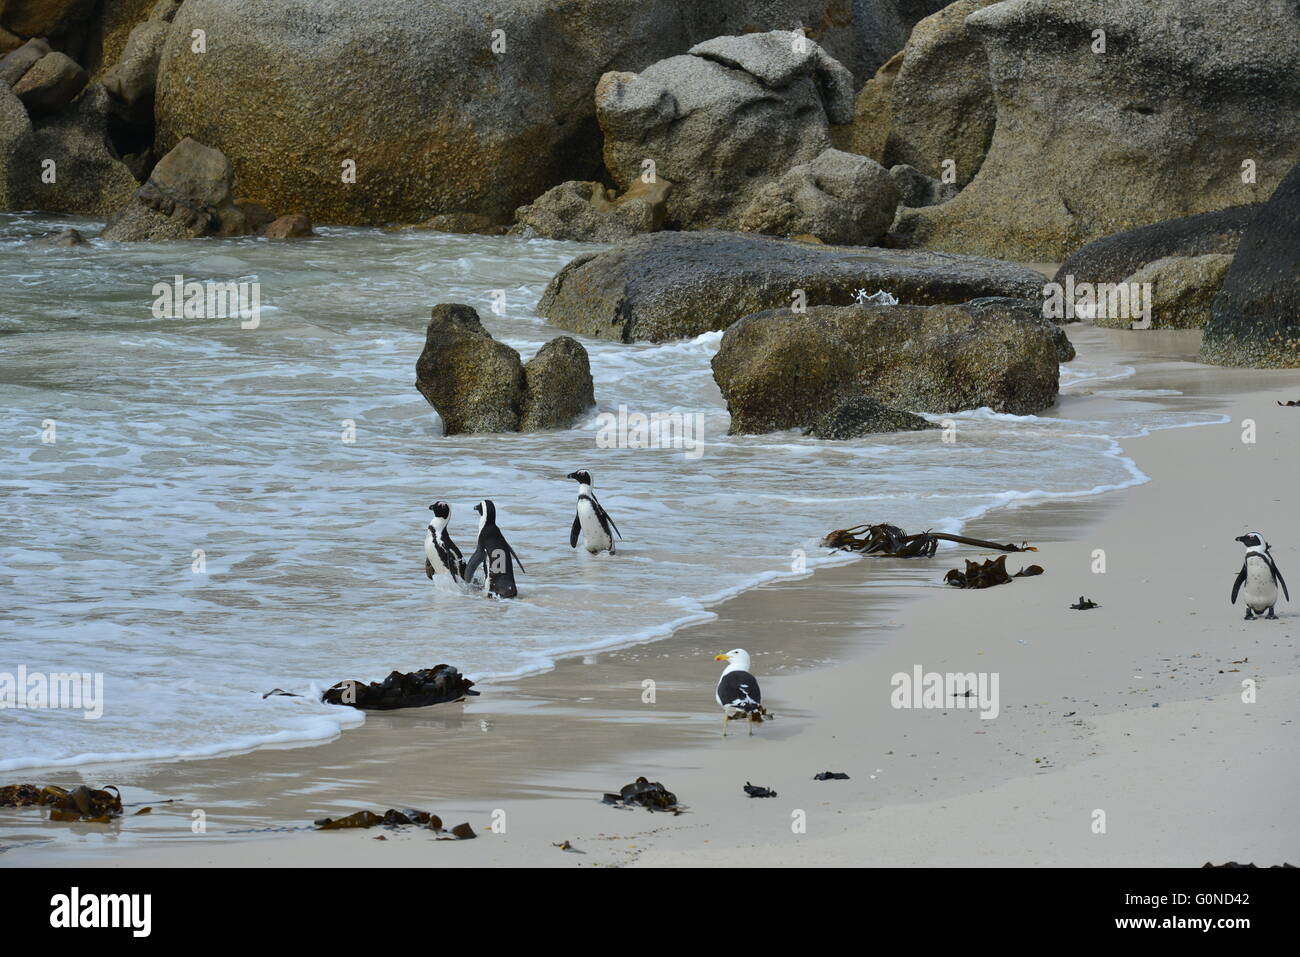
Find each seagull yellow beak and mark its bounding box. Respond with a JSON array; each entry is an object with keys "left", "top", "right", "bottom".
[{"left": 715, "top": 653, "right": 729, "bottom": 661}]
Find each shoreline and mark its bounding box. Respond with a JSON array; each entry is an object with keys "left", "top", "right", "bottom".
[{"left": 4, "top": 326, "right": 1300, "bottom": 867}]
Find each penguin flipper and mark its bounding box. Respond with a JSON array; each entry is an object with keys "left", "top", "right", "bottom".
[
  {"left": 595, "top": 500, "right": 622, "bottom": 540},
  {"left": 1231, "top": 564, "right": 1246, "bottom": 604},
  {"left": 507, "top": 543, "right": 526, "bottom": 574},
  {"left": 1274, "top": 562, "right": 1290, "bottom": 602},
  {"left": 465, "top": 545, "right": 485, "bottom": 583},
  {"left": 570, "top": 513, "right": 581, "bottom": 549},
  {"left": 424, "top": 558, "right": 434, "bottom": 581}
]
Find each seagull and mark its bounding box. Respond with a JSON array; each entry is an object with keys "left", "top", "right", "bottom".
[{"left": 715, "top": 648, "right": 765, "bottom": 736}]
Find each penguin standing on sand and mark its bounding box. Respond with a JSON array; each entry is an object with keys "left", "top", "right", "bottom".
[
  {"left": 566, "top": 469, "right": 622, "bottom": 554},
  {"left": 1232, "top": 532, "right": 1289, "bottom": 620},
  {"left": 465, "top": 499, "right": 525, "bottom": 598},
  {"left": 424, "top": 501, "right": 466, "bottom": 583}
]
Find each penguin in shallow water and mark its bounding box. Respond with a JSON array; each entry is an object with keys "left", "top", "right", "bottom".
[
  {"left": 1232, "top": 532, "right": 1289, "bottom": 620},
  {"left": 566, "top": 469, "right": 622, "bottom": 554},
  {"left": 715, "top": 648, "right": 763, "bottom": 736},
  {"left": 424, "top": 501, "right": 466, "bottom": 583},
  {"left": 465, "top": 499, "right": 525, "bottom": 598}
]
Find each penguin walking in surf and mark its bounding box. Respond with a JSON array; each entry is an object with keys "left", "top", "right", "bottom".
[
  {"left": 1232, "top": 531, "right": 1289, "bottom": 620},
  {"left": 566, "top": 469, "right": 622, "bottom": 554},
  {"left": 465, "top": 499, "right": 525, "bottom": 598},
  {"left": 424, "top": 501, "right": 466, "bottom": 583}
]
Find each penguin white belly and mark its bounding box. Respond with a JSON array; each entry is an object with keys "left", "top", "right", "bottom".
[
  {"left": 424, "top": 531, "right": 450, "bottom": 575},
  {"left": 577, "top": 499, "right": 613, "bottom": 553},
  {"left": 1244, "top": 558, "right": 1278, "bottom": 611}
]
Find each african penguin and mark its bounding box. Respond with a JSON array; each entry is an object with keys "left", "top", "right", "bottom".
[
  {"left": 715, "top": 648, "right": 763, "bottom": 736},
  {"left": 1232, "top": 532, "right": 1289, "bottom": 620},
  {"left": 424, "top": 501, "right": 466, "bottom": 583},
  {"left": 566, "top": 469, "right": 622, "bottom": 554},
  {"left": 464, "top": 499, "right": 525, "bottom": 598}
]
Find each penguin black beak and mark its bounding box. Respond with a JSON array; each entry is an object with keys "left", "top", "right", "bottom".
[
  {"left": 473, "top": 504, "right": 482, "bottom": 514},
  {"left": 428, "top": 504, "right": 438, "bottom": 511},
  {"left": 565, "top": 471, "right": 578, "bottom": 481},
  {"left": 1235, "top": 535, "right": 1248, "bottom": 544}
]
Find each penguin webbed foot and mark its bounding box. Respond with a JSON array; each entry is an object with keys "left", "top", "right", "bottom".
[{"left": 1266, "top": 608, "right": 1279, "bottom": 620}]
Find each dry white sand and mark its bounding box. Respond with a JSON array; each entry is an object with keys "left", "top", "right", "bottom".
[{"left": 4, "top": 327, "right": 1299, "bottom": 867}]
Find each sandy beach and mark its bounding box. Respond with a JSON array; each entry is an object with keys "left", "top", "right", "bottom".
[{"left": 4, "top": 325, "right": 1298, "bottom": 868}]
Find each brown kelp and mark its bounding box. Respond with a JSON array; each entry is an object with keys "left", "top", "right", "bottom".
[
  {"left": 602, "top": 777, "right": 683, "bottom": 812},
  {"left": 314, "top": 808, "right": 476, "bottom": 838},
  {"left": 321, "top": 664, "right": 478, "bottom": 710},
  {"left": 0, "top": 783, "right": 123, "bottom": 823},
  {"left": 822, "top": 523, "right": 1036, "bottom": 557},
  {"left": 944, "top": 555, "right": 1045, "bottom": 588}
]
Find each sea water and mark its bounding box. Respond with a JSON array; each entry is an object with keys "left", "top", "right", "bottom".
[{"left": 0, "top": 213, "right": 1222, "bottom": 771}]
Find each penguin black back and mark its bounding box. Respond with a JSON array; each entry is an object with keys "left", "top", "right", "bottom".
[{"left": 465, "top": 499, "right": 525, "bottom": 598}]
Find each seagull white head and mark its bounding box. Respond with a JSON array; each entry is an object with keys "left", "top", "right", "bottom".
[{"left": 715, "top": 648, "right": 751, "bottom": 672}]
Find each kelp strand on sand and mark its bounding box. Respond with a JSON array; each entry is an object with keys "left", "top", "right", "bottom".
[
  {"left": 0, "top": 783, "right": 123, "bottom": 823},
  {"left": 821, "top": 523, "right": 1036, "bottom": 557}
]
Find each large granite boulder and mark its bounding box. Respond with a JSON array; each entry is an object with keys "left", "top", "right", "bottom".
[
  {"left": 1052, "top": 206, "right": 1260, "bottom": 287},
  {"left": 102, "top": 136, "right": 256, "bottom": 239},
  {"left": 1093, "top": 254, "right": 1231, "bottom": 330},
  {"left": 2, "top": 82, "right": 138, "bottom": 215},
  {"left": 415, "top": 304, "right": 594, "bottom": 434},
  {"left": 0, "top": 36, "right": 48, "bottom": 85},
  {"left": 511, "top": 178, "right": 670, "bottom": 242},
  {"left": 520, "top": 336, "right": 596, "bottom": 432},
  {"left": 0, "top": 0, "right": 96, "bottom": 39},
  {"left": 152, "top": 1, "right": 885, "bottom": 226},
  {"left": 712, "top": 298, "right": 1068, "bottom": 434},
  {"left": 736, "top": 148, "right": 900, "bottom": 246},
  {"left": 892, "top": 0, "right": 1300, "bottom": 262},
  {"left": 101, "top": 16, "right": 168, "bottom": 108},
  {"left": 596, "top": 30, "right": 854, "bottom": 230},
  {"left": 12, "top": 50, "right": 86, "bottom": 115},
  {"left": 883, "top": 0, "right": 998, "bottom": 187},
  {"left": 1201, "top": 162, "right": 1300, "bottom": 367},
  {"left": 830, "top": 49, "right": 901, "bottom": 163},
  {"left": 538, "top": 231, "right": 1046, "bottom": 343}
]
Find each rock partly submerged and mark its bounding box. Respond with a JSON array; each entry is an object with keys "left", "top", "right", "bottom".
[
  {"left": 1201, "top": 161, "right": 1300, "bottom": 368},
  {"left": 415, "top": 303, "right": 595, "bottom": 434},
  {"left": 538, "top": 231, "right": 1047, "bottom": 343},
  {"left": 711, "top": 298, "right": 1071, "bottom": 435}
]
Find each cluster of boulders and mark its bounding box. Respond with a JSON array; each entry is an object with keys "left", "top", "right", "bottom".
[
  {"left": 415, "top": 304, "right": 595, "bottom": 435},
  {"left": 3, "top": 0, "right": 1297, "bottom": 438},
  {"left": 101, "top": 135, "right": 314, "bottom": 241}
]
